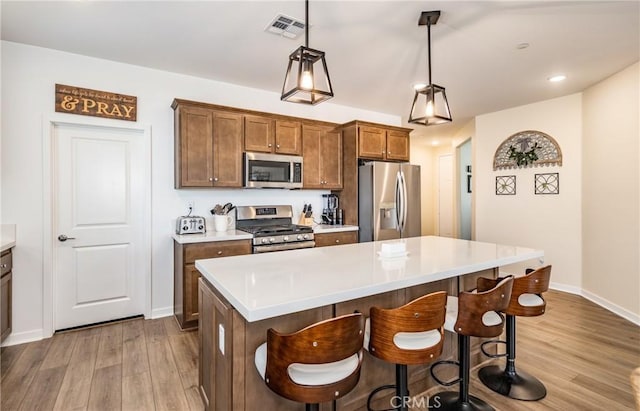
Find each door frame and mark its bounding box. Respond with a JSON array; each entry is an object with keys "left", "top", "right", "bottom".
[{"left": 42, "top": 113, "right": 152, "bottom": 338}]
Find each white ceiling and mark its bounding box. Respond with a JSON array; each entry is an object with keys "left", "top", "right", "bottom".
[{"left": 1, "top": 1, "right": 638, "bottom": 141}]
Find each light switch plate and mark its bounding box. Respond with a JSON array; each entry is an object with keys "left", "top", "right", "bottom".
[{"left": 218, "top": 324, "right": 225, "bottom": 355}]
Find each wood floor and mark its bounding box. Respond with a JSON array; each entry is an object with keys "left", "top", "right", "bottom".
[
  {"left": 1, "top": 316, "right": 202, "bottom": 411},
  {"left": 1, "top": 290, "right": 639, "bottom": 410}
]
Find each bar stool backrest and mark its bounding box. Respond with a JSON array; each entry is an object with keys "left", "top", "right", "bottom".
[
  {"left": 455, "top": 276, "right": 513, "bottom": 338},
  {"left": 265, "top": 312, "right": 365, "bottom": 404},
  {"left": 477, "top": 265, "right": 551, "bottom": 317},
  {"left": 369, "top": 291, "right": 447, "bottom": 365}
]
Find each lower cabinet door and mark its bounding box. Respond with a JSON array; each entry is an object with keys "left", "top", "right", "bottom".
[
  {"left": 184, "top": 264, "right": 201, "bottom": 325},
  {"left": 314, "top": 231, "right": 358, "bottom": 247},
  {"left": 1, "top": 272, "right": 11, "bottom": 342}
]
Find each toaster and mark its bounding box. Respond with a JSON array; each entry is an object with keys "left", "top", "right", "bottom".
[{"left": 176, "top": 216, "right": 206, "bottom": 235}]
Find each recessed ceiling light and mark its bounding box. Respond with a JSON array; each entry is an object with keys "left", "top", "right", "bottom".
[
  {"left": 516, "top": 43, "right": 530, "bottom": 50},
  {"left": 548, "top": 74, "right": 567, "bottom": 82}
]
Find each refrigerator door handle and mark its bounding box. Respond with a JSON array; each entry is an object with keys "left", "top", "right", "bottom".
[
  {"left": 395, "top": 170, "right": 402, "bottom": 232},
  {"left": 400, "top": 170, "right": 408, "bottom": 232}
]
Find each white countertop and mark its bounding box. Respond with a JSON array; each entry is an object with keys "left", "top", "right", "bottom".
[
  {"left": 195, "top": 236, "right": 544, "bottom": 323},
  {"left": 173, "top": 230, "right": 253, "bottom": 244},
  {"left": 1, "top": 224, "right": 16, "bottom": 252},
  {"left": 173, "top": 225, "right": 359, "bottom": 244}
]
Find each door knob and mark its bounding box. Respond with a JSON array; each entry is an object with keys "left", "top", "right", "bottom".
[{"left": 58, "top": 234, "right": 76, "bottom": 242}]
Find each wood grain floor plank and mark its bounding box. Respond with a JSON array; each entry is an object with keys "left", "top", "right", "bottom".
[
  {"left": 146, "top": 340, "right": 190, "bottom": 411},
  {"left": 87, "top": 363, "right": 121, "bottom": 411},
  {"left": 144, "top": 318, "right": 168, "bottom": 345},
  {"left": 1, "top": 337, "right": 53, "bottom": 410},
  {"left": 122, "top": 319, "right": 150, "bottom": 377},
  {"left": 1, "top": 343, "right": 27, "bottom": 379},
  {"left": 53, "top": 332, "right": 101, "bottom": 411},
  {"left": 18, "top": 365, "right": 66, "bottom": 411},
  {"left": 122, "top": 371, "right": 155, "bottom": 411},
  {"left": 95, "top": 323, "right": 123, "bottom": 370},
  {"left": 40, "top": 331, "right": 79, "bottom": 370}
]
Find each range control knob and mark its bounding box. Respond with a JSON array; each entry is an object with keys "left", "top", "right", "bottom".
[
  {"left": 269, "top": 237, "right": 275, "bottom": 243},
  {"left": 283, "top": 236, "right": 289, "bottom": 241},
  {"left": 303, "top": 234, "right": 309, "bottom": 240},
  {"left": 261, "top": 238, "right": 268, "bottom": 244},
  {"left": 297, "top": 235, "right": 303, "bottom": 240}
]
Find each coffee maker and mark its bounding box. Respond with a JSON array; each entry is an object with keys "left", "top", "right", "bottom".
[{"left": 322, "top": 194, "right": 343, "bottom": 225}]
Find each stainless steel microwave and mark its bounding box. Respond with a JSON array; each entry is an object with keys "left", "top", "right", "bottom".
[{"left": 244, "top": 152, "right": 303, "bottom": 189}]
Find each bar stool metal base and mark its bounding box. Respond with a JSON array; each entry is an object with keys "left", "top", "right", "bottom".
[
  {"left": 478, "top": 365, "right": 546, "bottom": 401},
  {"left": 428, "top": 391, "right": 494, "bottom": 411}
]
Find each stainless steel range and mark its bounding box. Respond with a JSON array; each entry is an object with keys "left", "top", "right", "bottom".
[{"left": 236, "top": 205, "right": 315, "bottom": 253}]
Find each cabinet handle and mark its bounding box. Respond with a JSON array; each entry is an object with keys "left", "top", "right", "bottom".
[
  {"left": 335, "top": 239, "right": 340, "bottom": 243},
  {"left": 388, "top": 151, "right": 392, "bottom": 155},
  {"left": 209, "top": 177, "right": 213, "bottom": 182},
  {"left": 214, "top": 177, "right": 218, "bottom": 182},
  {"left": 217, "top": 251, "right": 223, "bottom": 255},
  {"left": 268, "top": 143, "right": 272, "bottom": 148},
  {"left": 276, "top": 144, "right": 280, "bottom": 149},
  {"left": 382, "top": 150, "right": 386, "bottom": 154}
]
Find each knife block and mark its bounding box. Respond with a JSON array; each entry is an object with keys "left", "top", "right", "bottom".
[{"left": 298, "top": 214, "right": 314, "bottom": 227}]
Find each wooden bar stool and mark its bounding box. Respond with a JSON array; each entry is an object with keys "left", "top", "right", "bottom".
[
  {"left": 429, "top": 276, "right": 513, "bottom": 411},
  {"left": 254, "top": 312, "right": 365, "bottom": 411},
  {"left": 477, "top": 265, "right": 552, "bottom": 401},
  {"left": 364, "top": 291, "right": 447, "bottom": 411}
]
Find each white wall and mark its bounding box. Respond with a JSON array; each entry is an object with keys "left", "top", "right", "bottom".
[
  {"left": 582, "top": 62, "right": 639, "bottom": 320},
  {"left": 0, "top": 41, "right": 401, "bottom": 344},
  {"left": 475, "top": 94, "right": 583, "bottom": 289}
]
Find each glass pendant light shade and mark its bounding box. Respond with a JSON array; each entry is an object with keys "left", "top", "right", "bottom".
[
  {"left": 281, "top": 45, "right": 334, "bottom": 105},
  {"left": 281, "top": 0, "right": 334, "bottom": 105},
  {"left": 409, "top": 83, "right": 452, "bottom": 125},
  {"left": 408, "top": 10, "right": 452, "bottom": 126}
]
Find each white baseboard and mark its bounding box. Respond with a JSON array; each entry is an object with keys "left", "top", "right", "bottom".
[
  {"left": 581, "top": 289, "right": 640, "bottom": 326},
  {"left": 1, "top": 328, "right": 45, "bottom": 347},
  {"left": 549, "top": 282, "right": 582, "bottom": 295},
  {"left": 151, "top": 306, "right": 174, "bottom": 319}
]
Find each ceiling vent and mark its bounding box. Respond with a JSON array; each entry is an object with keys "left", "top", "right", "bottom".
[{"left": 265, "top": 14, "right": 306, "bottom": 39}]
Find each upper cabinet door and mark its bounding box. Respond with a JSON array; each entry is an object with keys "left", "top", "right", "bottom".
[
  {"left": 275, "top": 120, "right": 302, "bottom": 155},
  {"left": 176, "top": 106, "right": 214, "bottom": 188},
  {"left": 302, "top": 125, "right": 323, "bottom": 189},
  {"left": 321, "top": 130, "right": 342, "bottom": 189},
  {"left": 213, "top": 111, "right": 244, "bottom": 187},
  {"left": 244, "top": 115, "right": 274, "bottom": 153},
  {"left": 358, "top": 126, "right": 386, "bottom": 160},
  {"left": 386, "top": 130, "right": 410, "bottom": 162}
]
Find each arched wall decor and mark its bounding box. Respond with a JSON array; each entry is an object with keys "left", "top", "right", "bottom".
[{"left": 493, "top": 130, "right": 563, "bottom": 170}]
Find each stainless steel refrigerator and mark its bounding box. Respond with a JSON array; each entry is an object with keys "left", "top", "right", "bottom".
[{"left": 358, "top": 162, "right": 421, "bottom": 242}]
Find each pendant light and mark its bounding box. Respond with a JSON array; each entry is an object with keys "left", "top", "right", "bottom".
[
  {"left": 281, "top": 0, "right": 334, "bottom": 105},
  {"left": 409, "top": 10, "right": 452, "bottom": 126}
]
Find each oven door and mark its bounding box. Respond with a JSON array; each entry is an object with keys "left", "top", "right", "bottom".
[{"left": 244, "top": 152, "right": 302, "bottom": 189}]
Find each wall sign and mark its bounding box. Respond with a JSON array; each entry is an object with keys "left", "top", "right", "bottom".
[{"left": 55, "top": 84, "right": 137, "bottom": 121}]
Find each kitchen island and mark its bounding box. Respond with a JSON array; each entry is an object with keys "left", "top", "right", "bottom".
[{"left": 195, "top": 236, "right": 543, "bottom": 411}]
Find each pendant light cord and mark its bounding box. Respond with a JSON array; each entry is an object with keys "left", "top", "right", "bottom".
[
  {"left": 427, "top": 17, "right": 432, "bottom": 86},
  {"left": 305, "top": 0, "right": 309, "bottom": 48}
]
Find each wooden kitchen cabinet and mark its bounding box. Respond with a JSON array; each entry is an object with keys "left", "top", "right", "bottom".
[
  {"left": 314, "top": 231, "right": 358, "bottom": 247},
  {"left": 174, "top": 240, "right": 251, "bottom": 330},
  {"left": 244, "top": 115, "right": 302, "bottom": 156},
  {"left": 1, "top": 249, "right": 13, "bottom": 342},
  {"left": 357, "top": 123, "right": 410, "bottom": 162},
  {"left": 302, "top": 125, "right": 343, "bottom": 189},
  {"left": 173, "top": 100, "right": 244, "bottom": 188}
]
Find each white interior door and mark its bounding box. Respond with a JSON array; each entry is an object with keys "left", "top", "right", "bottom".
[
  {"left": 438, "top": 154, "right": 454, "bottom": 237},
  {"left": 54, "top": 123, "right": 147, "bottom": 330}
]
